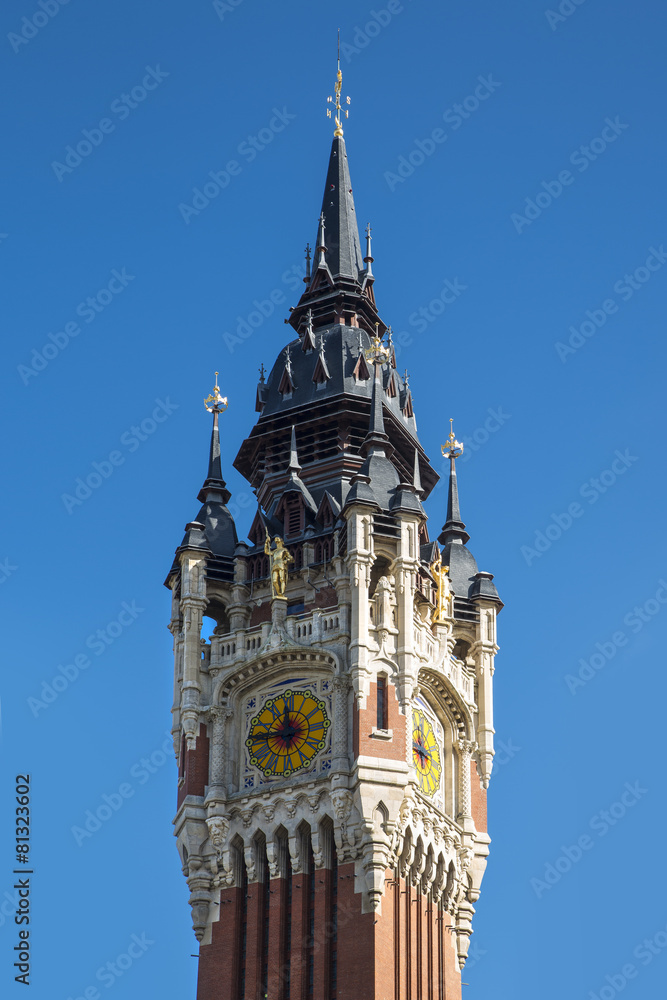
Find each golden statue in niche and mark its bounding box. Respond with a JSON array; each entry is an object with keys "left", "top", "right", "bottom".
[
  {"left": 431, "top": 548, "right": 453, "bottom": 624},
  {"left": 264, "top": 529, "right": 294, "bottom": 598}
]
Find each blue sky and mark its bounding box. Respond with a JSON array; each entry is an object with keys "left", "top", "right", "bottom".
[{"left": 2, "top": 0, "right": 666, "bottom": 997}]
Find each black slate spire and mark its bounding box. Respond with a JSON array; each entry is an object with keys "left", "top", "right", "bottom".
[
  {"left": 346, "top": 339, "right": 400, "bottom": 511},
  {"left": 166, "top": 376, "right": 238, "bottom": 586},
  {"left": 198, "top": 395, "right": 231, "bottom": 504},
  {"left": 316, "top": 135, "right": 364, "bottom": 281},
  {"left": 438, "top": 448, "right": 470, "bottom": 546}
]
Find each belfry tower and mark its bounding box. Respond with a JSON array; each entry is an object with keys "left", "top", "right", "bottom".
[{"left": 165, "top": 58, "right": 502, "bottom": 1000}]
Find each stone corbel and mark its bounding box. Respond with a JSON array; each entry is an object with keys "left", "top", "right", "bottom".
[
  {"left": 266, "top": 841, "right": 280, "bottom": 879},
  {"left": 288, "top": 835, "right": 302, "bottom": 874},
  {"left": 455, "top": 898, "right": 475, "bottom": 969},
  {"left": 187, "top": 869, "right": 213, "bottom": 942},
  {"left": 411, "top": 840, "right": 425, "bottom": 887},
  {"left": 398, "top": 834, "right": 415, "bottom": 880},
  {"left": 244, "top": 845, "right": 257, "bottom": 883}
]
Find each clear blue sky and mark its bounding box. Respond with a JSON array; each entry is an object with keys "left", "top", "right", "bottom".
[{"left": 2, "top": 1, "right": 666, "bottom": 997}]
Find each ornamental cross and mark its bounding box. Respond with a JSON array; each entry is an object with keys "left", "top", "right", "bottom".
[
  {"left": 326, "top": 33, "right": 351, "bottom": 137},
  {"left": 441, "top": 418, "right": 464, "bottom": 459},
  {"left": 204, "top": 372, "right": 228, "bottom": 413}
]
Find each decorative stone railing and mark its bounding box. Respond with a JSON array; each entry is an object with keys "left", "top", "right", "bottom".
[{"left": 208, "top": 608, "right": 347, "bottom": 671}]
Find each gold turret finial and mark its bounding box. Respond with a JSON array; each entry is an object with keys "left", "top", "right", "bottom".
[
  {"left": 441, "top": 418, "right": 464, "bottom": 459},
  {"left": 365, "top": 322, "right": 391, "bottom": 366},
  {"left": 326, "top": 31, "right": 351, "bottom": 137},
  {"left": 204, "top": 372, "right": 228, "bottom": 413}
]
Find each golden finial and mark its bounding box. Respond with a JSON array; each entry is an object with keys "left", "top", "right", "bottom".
[
  {"left": 204, "top": 372, "right": 228, "bottom": 413},
  {"left": 441, "top": 418, "right": 464, "bottom": 459},
  {"left": 326, "top": 31, "right": 351, "bottom": 137},
  {"left": 364, "top": 323, "right": 391, "bottom": 366}
]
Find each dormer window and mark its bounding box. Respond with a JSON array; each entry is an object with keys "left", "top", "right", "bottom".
[
  {"left": 285, "top": 498, "right": 304, "bottom": 538},
  {"left": 353, "top": 352, "right": 370, "bottom": 381}
]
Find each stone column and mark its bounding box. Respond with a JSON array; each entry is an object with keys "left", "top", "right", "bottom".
[
  {"left": 456, "top": 740, "right": 477, "bottom": 829},
  {"left": 332, "top": 675, "right": 350, "bottom": 771},
  {"left": 207, "top": 707, "right": 233, "bottom": 796}
]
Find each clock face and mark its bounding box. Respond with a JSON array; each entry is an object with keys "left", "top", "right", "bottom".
[
  {"left": 412, "top": 708, "right": 442, "bottom": 797},
  {"left": 246, "top": 689, "right": 330, "bottom": 779}
]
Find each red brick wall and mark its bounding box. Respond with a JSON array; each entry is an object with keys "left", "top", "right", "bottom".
[
  {"left": 196, "top": 865, "right": 463, "bottom": 999},
  {"left": 197, "top": 885, "right": 241, "bottom": 999},
  {"left": 177, "top": 723, "right": 209, "bottom": 808},
  {"left": 441, "top": 911, "right": 461, "bottom": 1000},
  {"left": 305, "top": 586, "right": 338, "bottom": 612},
  {"left": 470, "top": 759, "right": 487, "bottom": 833},
  {"left": 354, "top": 679, "right": 406, "bottom": 762},
  {"left": 266, "top": 875, "right": 287, "bottom": 999},
  {"left": 336, "top": 863, "right": 375, "bottom": 999},
  {"left": 312, "top": 866, "right": 332, "bottom": 1000},
  {"left": 290, "top": 868, "right": 308, "bottom": 1000},
  {"left": 249, "top": 601, "right": 272, "bottom": 627},
  {"left": 244, "top": 879, "right": 263, "bottom": 1000}
]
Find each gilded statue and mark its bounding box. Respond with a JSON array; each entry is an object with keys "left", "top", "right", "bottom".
[
  {"left": 431, "top": 548, "right": 453, "bottom": 623},
  {"left": 264, "top": 529, "right": 294, "bottom": 598}
]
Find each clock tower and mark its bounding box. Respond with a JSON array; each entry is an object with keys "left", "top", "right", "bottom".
[{"left": 165, "top": 60, "right": 502, "bottom": 1000}]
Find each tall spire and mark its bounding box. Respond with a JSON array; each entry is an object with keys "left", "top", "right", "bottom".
[
  {"left": 438, "top": 420, "right": 470, "bottom": 545},
  {"left": 363, "top": 330, "right": 391, "bottom": 450},
  {"left": 317, "top": 48, "right": 363, "bottom": 280},
  {"left": 199, "top": 373, "right": 231, "bottom": 503}
]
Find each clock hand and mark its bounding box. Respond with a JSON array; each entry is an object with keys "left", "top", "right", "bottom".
[{"left": 280, "top": 702, "right": 296, "bottom": 745}]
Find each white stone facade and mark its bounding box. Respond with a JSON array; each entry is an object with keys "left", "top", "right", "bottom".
[{"left": 168, "top": 504, "right": 498, "bottom": 969}]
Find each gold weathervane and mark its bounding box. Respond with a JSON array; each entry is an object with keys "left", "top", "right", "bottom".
[
  {"left": 204, "top": 372, "right": 228, "bottom": 414},
  {"left": 364, "top": 324, "right": 391, "bottom": 366},
  {"left": 441, "top": 418, "right": 464, "bottom": 460},
  {"left": 327, "top": 32, "right": 351, "bottom": 137}
]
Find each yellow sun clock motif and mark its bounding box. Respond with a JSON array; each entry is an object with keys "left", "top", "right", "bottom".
[
  {"left": 412, "top": 708, "right": 442, "bottom": 797},
  {"left": 246, "top": 689, "right": 330, "bottom": 779}
]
